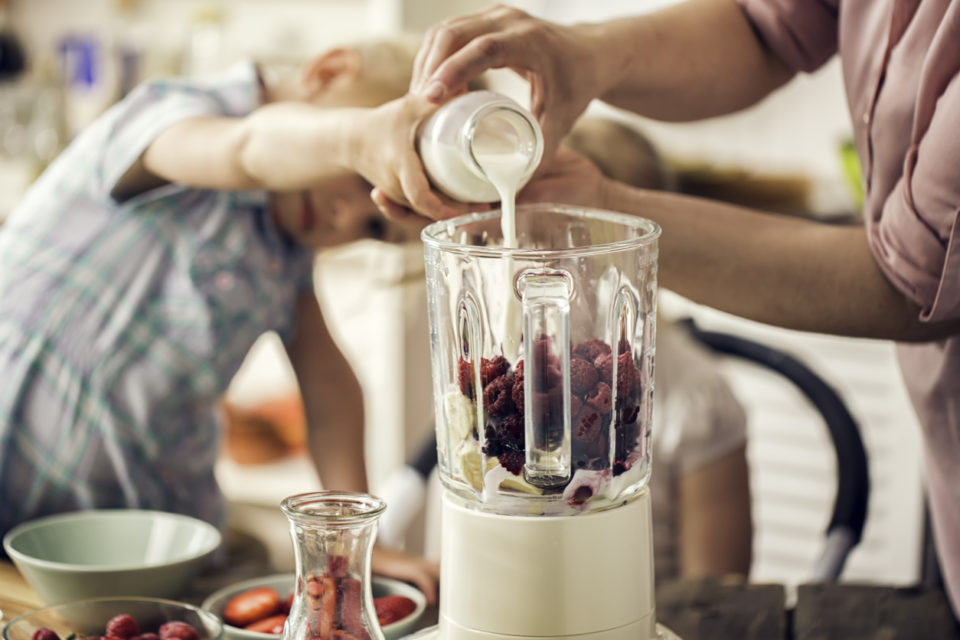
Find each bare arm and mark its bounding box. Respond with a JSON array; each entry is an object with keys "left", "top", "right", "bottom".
[
  {"left": 605, "top": 181, "right": 960, "bottom": 342},
  {"left": 286, "top": 291, "right": 368, "bottom": 493},
  {"left": 591, "top": 0, "right": 793, "bottom": 121},
  {"left": 285, "top": 291, "right": 442, "bottom": 602},
  {"left": 517, "top": 147, "right": 960, "bottom": 342},
  {"left": 678, "top": 447, "right": 753, "bottom": 578},
  {"left": 412, "top": 0, "right": 791, "bottom": 155},
  {"left": 116, "top": 94, "right": 460, "bottom": 220}
]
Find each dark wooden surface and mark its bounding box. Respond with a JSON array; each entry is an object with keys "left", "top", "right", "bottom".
[{"left": 656, "top": 577, "right": 960, "bottom": 640}]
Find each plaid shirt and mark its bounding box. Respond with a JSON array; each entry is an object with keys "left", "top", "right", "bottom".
[{"left": 0, "top": 62, "right": 314, "bottom": 538}]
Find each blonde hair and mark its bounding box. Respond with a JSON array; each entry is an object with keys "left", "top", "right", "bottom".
[{"left": 349, "top": 35, "right": 422, "bottom": 95}]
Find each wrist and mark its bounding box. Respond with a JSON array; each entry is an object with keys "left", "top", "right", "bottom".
[{"left": 337, "top": 108, "right": 372, "bottom": 174}]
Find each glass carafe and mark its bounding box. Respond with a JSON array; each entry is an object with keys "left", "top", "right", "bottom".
[
  {"left": 422, "top": 204, "right": 660, "bottom": 516},
  {"left": 281, "top": 491, "right": 386, "bottom": 640}
]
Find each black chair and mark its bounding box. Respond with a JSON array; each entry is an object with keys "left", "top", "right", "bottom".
[{"left": 677, "top": 317, "right": 870, "bottom": 582}]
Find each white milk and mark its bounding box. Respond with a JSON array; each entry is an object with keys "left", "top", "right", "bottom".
[
  {"left": 474, "top": 150, "right": 529, "bottom": 249},
  {"left": 475, "top": 150, "right": 530, "bottom": 361}
]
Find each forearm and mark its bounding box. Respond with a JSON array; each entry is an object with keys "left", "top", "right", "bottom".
[
  {"left": 142, "top": 103, "right": 369, "bottom": 192},
  {"left": 580, "top": 0, "right": 792, "bottom": 121},
  {"left": 288, "top": 293, "right": 369, "bottom": 493},
  {"left": 237, "top": 103, "right": 366, "bottom": 191},
  {"left": 304, "top": 377, "right": 369, "bottom": 493},
  {"left": 603, "top": 181, "right": 959, "bottom": 341}
]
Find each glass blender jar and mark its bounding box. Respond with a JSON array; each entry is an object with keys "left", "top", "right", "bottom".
[{"left": 422, "top": 204, "right": 663, "bottom": 640}]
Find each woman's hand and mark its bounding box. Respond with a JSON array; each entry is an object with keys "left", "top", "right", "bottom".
[
  {"left": 349, "top": 93, "right": 475, "bottom": 222},
  {"left": 518, "top": 146, "right": 610, "bottom": 209},
  {"left": 371, "top": 546, "right": 441, "bottom": 606},
  {"left": 411, "top": 5, "right": 614, "bottom": 161}
]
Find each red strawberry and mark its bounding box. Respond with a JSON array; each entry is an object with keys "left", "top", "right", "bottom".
[
  {"left": 31, "top": 629, "right": 60, "bottom": 640},
  {"left": 106, "top": 615, "right": 139, "bottom": 640},
  {"left": 374, "top": 595, "right": 418, "bottom": 625},
  {"left": 243, "top": 615, "right": 286, "bottom": 635},
  {"left": 158, "top": 622, "right": 199, "bottom": 640},
  {"left": 338, "top": 578, "right": 364, "bottom": 638}
]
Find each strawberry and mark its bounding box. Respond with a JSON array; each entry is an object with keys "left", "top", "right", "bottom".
[{"left": 105, "top": 615, "right": 139, "bottom": 640}]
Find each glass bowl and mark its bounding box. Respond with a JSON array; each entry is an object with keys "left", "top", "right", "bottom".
[{"left": 1, "top": 596, "right": 223, "bottom": 640}]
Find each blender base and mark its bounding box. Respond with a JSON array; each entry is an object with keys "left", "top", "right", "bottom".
[
  {"left": 402, "top": 624, "right": 682, "bottom": 640},
  {"left": 435, "top": 488, "right": 665, "bottom": 640}
]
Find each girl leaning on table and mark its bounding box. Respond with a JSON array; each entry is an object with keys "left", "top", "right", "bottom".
[{"left": 0, "top": 37, "right": 465, "bottom": 604}]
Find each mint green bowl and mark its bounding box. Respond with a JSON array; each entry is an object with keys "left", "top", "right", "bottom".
[{"left": 3, "top": 510, "right": 222, "bottom": 606}]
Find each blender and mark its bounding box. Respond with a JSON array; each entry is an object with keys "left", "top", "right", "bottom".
[{"left": 417, "top": 204, "right": 676, "bottom": 639}]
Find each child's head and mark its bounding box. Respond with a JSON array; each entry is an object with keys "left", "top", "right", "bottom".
[
  {"left": 264, "top": 38, "right": 424, "bottom": 249},
  {"left": 563, "top": 116, "right": 673, "bottom": 191}
]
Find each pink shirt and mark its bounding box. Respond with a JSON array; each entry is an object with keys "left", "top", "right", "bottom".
[{"left": 738, "top": 0, "right": 960, "bottom": 615}]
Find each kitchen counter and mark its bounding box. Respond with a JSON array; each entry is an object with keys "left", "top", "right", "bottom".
[{"left": 3, "top": 559, "right": 957, "bottom": 640}]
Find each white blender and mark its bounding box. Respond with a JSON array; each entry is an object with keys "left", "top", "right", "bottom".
[{"left": 417, "top": 202, "right": 676, "bottom": 640}]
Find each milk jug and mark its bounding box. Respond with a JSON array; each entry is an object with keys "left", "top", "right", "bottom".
[{"left": 418, "top": 90, "right": 544, "bottom": 216}]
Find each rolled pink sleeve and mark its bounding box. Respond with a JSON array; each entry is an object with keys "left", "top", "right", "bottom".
[
  {"left": 736, "top": 0, "right": 839, "bottom": 72},
  {"left": 871, "top": 72, "right": 960, "bottom": 323}
]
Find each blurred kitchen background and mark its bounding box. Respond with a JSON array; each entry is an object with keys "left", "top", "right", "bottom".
[{"left": 0, "top": 0, "right": 927, "bottom": 600}]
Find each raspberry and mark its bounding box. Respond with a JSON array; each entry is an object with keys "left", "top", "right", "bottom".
[
  {"left": 483, "top": 424, "right": 502, "bottom": 458},
  {"left": 531, "top": 386, "right": 562, "bottom": 420},
  {"left": 586, "top": 382, "right": 613, "bottom": 414},
  {"left": 512, "top": 376, "right": 524, "bottom": 411},
  {"left": 569, "top": 394, "right": 583, "bottom": 416},
  {"left": 106, "top": 615, "right": 139, "bottom": 640},
  {"left": 498, "top": 413, "right": 524, "bottom": 442},
  {"left": 499, "top": 449, "right": 525, "bottom": 475},
  {"left": 158, "top": 622, "right": 199, "bottom": 640},
  {"left": 31, "top": 629, "right": 60, "bottom": 640},
  {"left": 574, "top": 409, "right": 602, "bottom": 443},
  {"left": 457, "top": 358, "right": 474, "bottom": 397},
  {"left": 617, "top": 352, "right": 636, "bottom": 398},
  {"left": 594, "top": 353, "right": 612, "bottom": 385},
  {"left": 569, "top": 358, "right": 599, "bottom": 395},
  {"left": 481, "top": 355, "right": 509, "bottom": 387},
  {"left": 527, "top": 362, "right": 562, "bottom": 393},
  {"left": 140, "top": 635, "right": 160, "bottom": 640},
  {"left": 483, "top": 374, "right": 515, "bottom": 416},
  {"left": 573, "top": 338, "right": 610, "bottom": 362},
  {"left": 530, "top": 337, "right": 561, "bottom": 376},
  {"left": 571, "top": 485, "right": 593, "bottom": 505},
  {"left": 595, "top": 352, "right": 636, "bottom": 397}
]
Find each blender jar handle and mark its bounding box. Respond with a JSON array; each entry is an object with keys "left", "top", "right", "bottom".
[{"left": 519, "top": 269, "right": 573, "bottom": 489}]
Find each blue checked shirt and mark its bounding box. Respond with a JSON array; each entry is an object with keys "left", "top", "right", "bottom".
[{"left": 0, "top": 62, "right": 315, "bottom": 538}]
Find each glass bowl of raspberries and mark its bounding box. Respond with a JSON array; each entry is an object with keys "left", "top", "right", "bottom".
[{"left": 1, "top": 597, "right": 223, "bottom": 640}]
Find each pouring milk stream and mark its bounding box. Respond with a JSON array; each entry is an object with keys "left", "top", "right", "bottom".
[{"left": 418, "top": 91, "right": 543, "bottom": 359}]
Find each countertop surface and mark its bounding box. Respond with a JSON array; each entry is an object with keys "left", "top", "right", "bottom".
[{"left": 3, "top": 557, "right": 958, "bottom": 640}]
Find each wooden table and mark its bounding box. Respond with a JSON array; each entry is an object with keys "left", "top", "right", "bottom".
[{"left": 3, "top": 559, "right": 957, "bottom": 640}]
